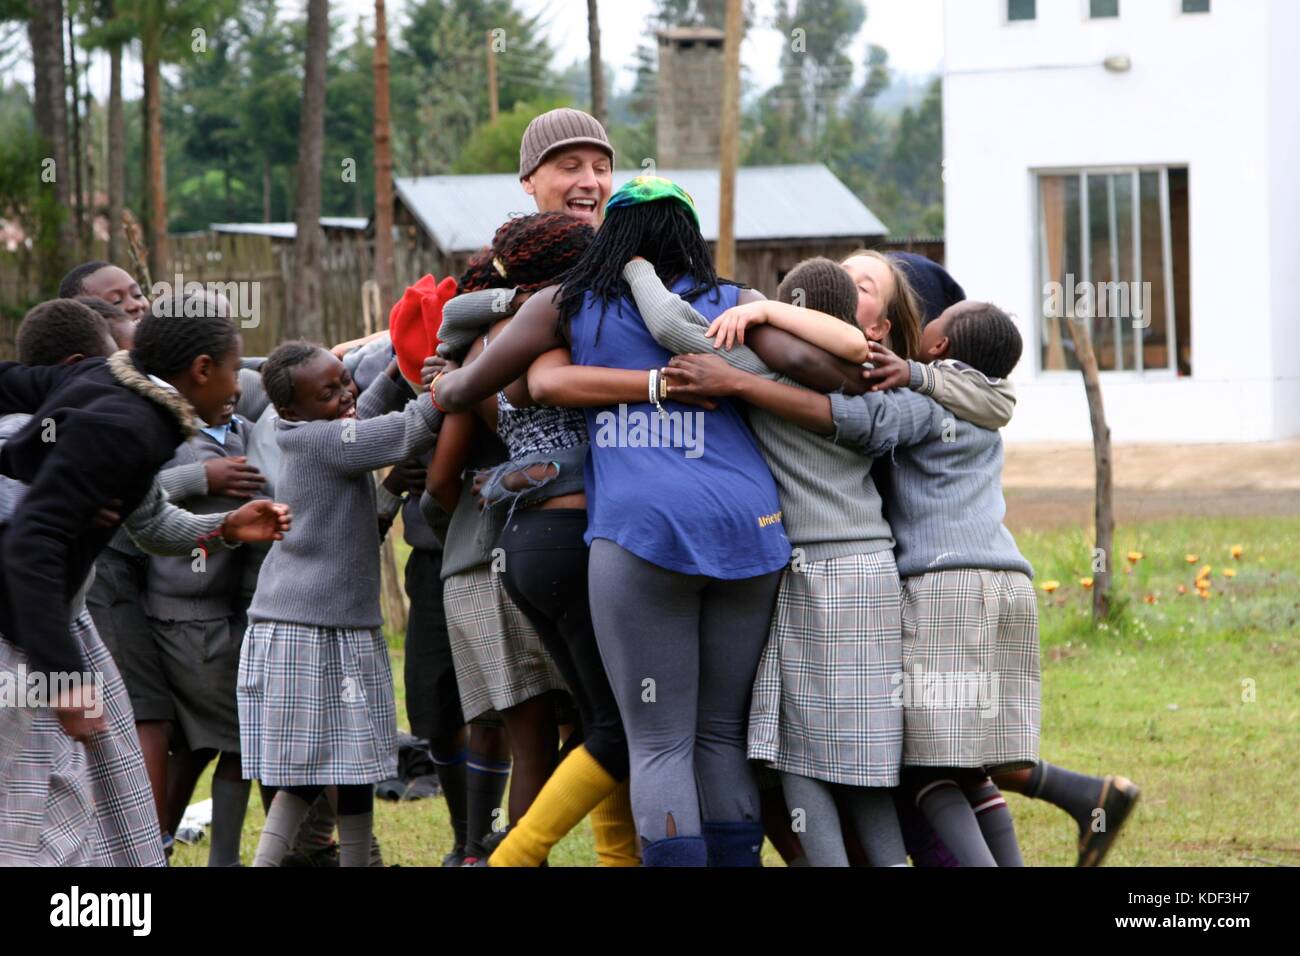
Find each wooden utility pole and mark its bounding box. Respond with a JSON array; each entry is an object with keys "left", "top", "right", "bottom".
[
  {"left": 717, "top": 0, "right": 742, "bottom": 277},
  {"left": 487, "top": 32, "right": 499, "bottom": 123},
  {"left": 373, "top": 0, "right": 396, "bottom": 311},
  {"left": 587, "top": 0, "right": 606, "bottom": 128}
]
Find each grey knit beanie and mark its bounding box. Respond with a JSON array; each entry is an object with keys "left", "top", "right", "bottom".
[
  {"left": 778, "top": 257, "right": 859, "bottom": 325},
  {"left": 519, "top": 108, "right": 614, "bottom": 180}
]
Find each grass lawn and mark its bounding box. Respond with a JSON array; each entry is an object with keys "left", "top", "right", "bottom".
[{"left": 171, "top": 515, "right": 1300, "bottom": 867}]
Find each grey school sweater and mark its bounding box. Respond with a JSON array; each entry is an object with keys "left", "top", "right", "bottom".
[
  {"left": 828, "top": 366, "right": 1032, "bottom": 580},
  {"left": 626, "top": 260, "right": 892, "bottom": 562},
  {"left": 146, "top": 416, "right": 261, "bottom": 621},
  {"left": 355, "top": 356, "right": 446, "bottom": 553},
  {"left": 246, "top": 391, "right": 442, "bottom": 628}
]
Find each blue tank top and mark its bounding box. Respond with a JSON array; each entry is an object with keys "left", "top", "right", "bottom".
[{"left": 568, "top": 275, "right": 790, "bottom": 579}]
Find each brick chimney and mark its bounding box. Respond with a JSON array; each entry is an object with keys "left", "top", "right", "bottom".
[{"left": 655, "top": 27, "right": 725, "bottom": 169}]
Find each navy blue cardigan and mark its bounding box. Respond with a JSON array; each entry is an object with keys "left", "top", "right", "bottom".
[{"left": 0, "top": 352, "right": 195, "bottom": 675}]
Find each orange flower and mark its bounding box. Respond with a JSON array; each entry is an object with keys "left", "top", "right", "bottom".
[
  {"left": 1231, "top": 545, "right": 1244, "bottom": 559},
  {"left": 1223, "top": 568, "right": 1237, "bottom": 579},
  {"left": 1143, "top": 594, "right": 1157, "bottom": 605},
  {"left": 1185, "top": 554, "right": 1199, "bottom": 564},
  {"left": 1177, "top": 585, "right": 1187, "bottom": 595},
  {"left": 1079, "top": 577, "right": 1094, "bottom": 589},
  {"left": 1041, "top": 580, "right": 1060, "bottom": 594},
  {"left": 1127, "top": 551, "right": 1144, "bottom": 563},
  {"left": 1196, "top": 565, "right": 1212, "bottom": 581}
]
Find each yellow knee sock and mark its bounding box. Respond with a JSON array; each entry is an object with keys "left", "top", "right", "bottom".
[
  {"left": 590, "top": 779, "right": 640, "bottom": 867},
  {"left": 489, "top": 744, "right": 616, "bottom": 867}
]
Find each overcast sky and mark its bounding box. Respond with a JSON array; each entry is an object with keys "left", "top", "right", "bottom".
[{"left": 5, "top": 0, "right": 944, "bottom": 102}]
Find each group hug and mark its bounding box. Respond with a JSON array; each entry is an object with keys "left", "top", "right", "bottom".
[{"left": 0, "top": 107, "right": 1140, "bottom": 868}]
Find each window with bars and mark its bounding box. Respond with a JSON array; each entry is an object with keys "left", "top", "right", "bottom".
[{"left": 1036, "top": 168, "right": 1191, "bottom": 376}]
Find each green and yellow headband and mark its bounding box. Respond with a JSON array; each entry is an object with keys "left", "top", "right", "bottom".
[{"left": 605, "top": 176, "right": 700, "bottom": 227}]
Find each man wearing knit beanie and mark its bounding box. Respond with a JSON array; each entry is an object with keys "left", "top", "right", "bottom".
[{"left": 518, "top": 107, "right": 615, "bottom": 228}]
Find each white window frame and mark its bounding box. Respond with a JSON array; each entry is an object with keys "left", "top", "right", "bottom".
[{"left": 1031, "top": 164, "right": 1182, "bottom": 380}]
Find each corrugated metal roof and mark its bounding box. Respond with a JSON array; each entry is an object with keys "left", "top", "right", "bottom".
[
  {"left": 209, "top": 217, "right": 369, "bottom": 239},
  {"left": 395, "top": 164, "right": 888, "bottom": 255}
]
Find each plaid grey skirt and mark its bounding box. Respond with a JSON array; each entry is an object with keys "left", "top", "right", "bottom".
[
  {"left": 899, "top": 569, "right": 1040, "bottom": 772},
  {"left": 238, "top": 620, "right": 398, "bottom": 786},
  {"left": 748, "top": 551, "right": 904, "bottom": 787},
  {"left": 443, "top": 567, "right": 567, "bottom": 723},
  {"left": 0, "top": 612, "right": 164, "bottom": 867}
]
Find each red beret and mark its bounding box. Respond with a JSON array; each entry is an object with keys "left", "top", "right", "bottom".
[{"left": 389, "top": 274, "right": 458, "bottom": 387}]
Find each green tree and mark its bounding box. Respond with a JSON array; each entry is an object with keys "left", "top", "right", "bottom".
[{"left": 452, "top": 95, "right": 567, "bottom": 174}]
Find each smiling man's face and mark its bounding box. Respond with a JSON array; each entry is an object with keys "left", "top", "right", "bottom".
[{"left": 522, "top": 146, "right": 613, "bottom": 227}]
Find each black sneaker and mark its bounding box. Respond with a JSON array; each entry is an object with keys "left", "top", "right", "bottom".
[
  {"left": 1077, "top": 776, "right": 1141, "bottom": 867},
  {"left": 442, "top": 848, "right": 467, "bottom": 868}
]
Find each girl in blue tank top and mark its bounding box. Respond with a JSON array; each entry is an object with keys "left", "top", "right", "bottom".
[{"left": 430, "top": 178, "right": 788, "bottom": 866}]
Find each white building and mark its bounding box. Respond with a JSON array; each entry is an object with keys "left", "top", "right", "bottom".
[{"left": 942, "top": 0, "right": 1300, "bottom": 442}]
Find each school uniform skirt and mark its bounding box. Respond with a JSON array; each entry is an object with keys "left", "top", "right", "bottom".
[
  {"left": 899, "top": 569, "right": 1040, "bottom": 773},
  {"left": 0, "top": 612, "right": 165, "bottom": 867},
  {"left": 442, "top": 566, "right": 568, "bottom": 723},
  {"left": 747, "top": 550, "right": 904, "bottom": 788},
  {"left": 237, "top": 621, "right": 398, "bottom": 787}
]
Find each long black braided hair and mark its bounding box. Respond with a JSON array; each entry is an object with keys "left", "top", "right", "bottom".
[{"left": 554, "top": 199, "right": 739, "bottom": 345}]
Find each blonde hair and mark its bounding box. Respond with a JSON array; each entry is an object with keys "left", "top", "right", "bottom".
[{"left": 841, "top": 249, "right": 923, "bottom": 361}]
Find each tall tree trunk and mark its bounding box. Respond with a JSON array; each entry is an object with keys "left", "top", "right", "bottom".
[
  {"left": 587, "top": 0, "right": 606, "bottom": 128},
  {"left": 107, "top": 12, "right": 125, "bottom": 265},
  {"left": 262, "top": 155, "right": 271, "bottom": 223},
  {"left": 142, "top": 18, "right": 168, "bottom": 281},
  {"left": 67, "top": 10, "right": 84, "bottom": 255},
  {"left": 288, "top": 0, "right": 329, "bottom": 341},
  {"left": 27, "top": 0, "right": 72, "bottom": 289},
  {"left": 1064, "top": 315, "right": 1115, "bottom": 621},
  {"left": 372, "top": 0, "right": 395, "bottom": 311}
]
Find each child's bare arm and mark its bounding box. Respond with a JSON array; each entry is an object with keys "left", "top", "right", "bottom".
[
  {"left": 708, "top": 300, "right": 870, "bottom": 363},
  {"left": 663, "top": 353, "right": 833, "bottom": 433},
  {"left": 427, "top": 411, "right": 473, "bottom": 514}
]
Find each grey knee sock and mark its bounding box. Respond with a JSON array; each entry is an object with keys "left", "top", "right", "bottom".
[
  {"left": 338, "top": 813, "right": 374, "bottom": 867},
  {"left": 780, "top": 773, "right": 849, "bottom": 867},
  {"left": 1027, "top": 762, "right": 1104, "bottom": 833},
  {"left": 969, "top": 782, "right": 1024, "bottom": 867},
  {"left": 253, "top": 792, "right": 314, "bottom": 867},
  {"left": 915, "top": 779, "right": 997, "bottom": 867},
  {"left": 208, "top": 776, "right": 251, "bottom": 867},
  {"left": 288, "top": 790, "right": 336, "bottom": 852},
  {"left": 839, "top": 786, "right": 908, "bottom": 867}
]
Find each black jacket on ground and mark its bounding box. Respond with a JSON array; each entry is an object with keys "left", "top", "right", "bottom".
[{"left": 0, "top": 351, "right": 196, "bottom": 675}]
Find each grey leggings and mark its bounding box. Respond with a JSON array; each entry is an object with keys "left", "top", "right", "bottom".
[{"left": 588, "top": 539, "right": 781, "bottom": 843}]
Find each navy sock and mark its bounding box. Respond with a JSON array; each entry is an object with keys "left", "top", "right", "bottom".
[
  {"left": 1027, "top": 762, "right": 1105, "bottom": 833},
  {"left": 433, "top": 748, "right": 469, "bottom": 851},
  {"left": 464, "top": 753, "right": 510, "bottom": 858}
]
